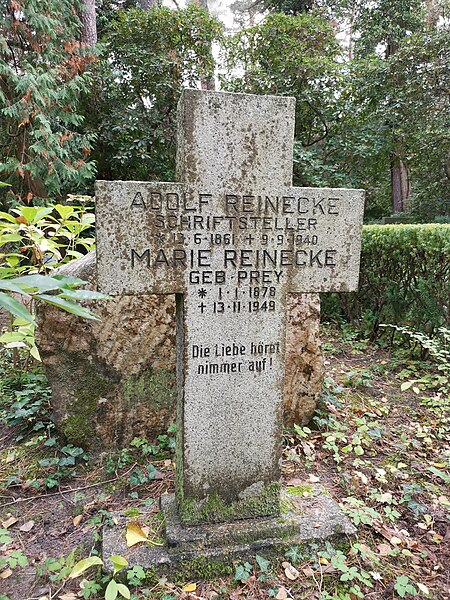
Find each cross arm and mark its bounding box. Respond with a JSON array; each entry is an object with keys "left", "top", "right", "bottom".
[{"left": 96, "top": 180, "right": 187, "bottom": 295}]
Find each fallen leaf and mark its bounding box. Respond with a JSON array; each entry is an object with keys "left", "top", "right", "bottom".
[
  {"left": 354, "top": 471, "right": 368, "bottom": 485},
  {"left": 319, "top": 557, "right": 328, "bottom": 565},
  {"left": 1, "top": 516, "right": 18, "bottom": 529},
  {"left": 302, "top": 566, "right": 315, "bottom": 576},
  {"left": 358, "top": 543, "right": 372, "bottom": 555},
  {"left": 112, "top": 516, "right": 119, "bottom": 525},
  {"left": 183, "top": 582, "right": 197, "bottom": 592},
  {"left": 282, "top": 561, "right": 299, "bottom": 580},
  {"left": 276, "top": 587, "right": 288, "bottom": 600},
  {"left": 433, "top": 462, "right": 447, "bottom": 468},
  {"left": 417, "top": 583, "right": 430, "bottom": 595},
  {"left": 20, "top": 520, "right": 35, "bottom": 532},
  {"left": 377, "top": 544, "right": 391, "bottom": 556},
  {"left": 58, "top": 594, "right": 77, "bottom": 600},
  {"left": 126, "top": 522, "right": 148, "bottom": 547},
  {"left": 73, "top": 515, "right": 83, "bottom": 527},
  {"left": 390, "top": 536, "right": 402, "bottom": 546},
  {"left": 0, "top": 568, "right": 13, "bottom": 579},
  {"left": 5, "top": 452, "right": 15, "bottom": 463},
  {"left": 308, "top": 474, "right": 320, "bottom": 483},
  {"left": 378, "top": 493, "right": 393, "bottom": 503}
]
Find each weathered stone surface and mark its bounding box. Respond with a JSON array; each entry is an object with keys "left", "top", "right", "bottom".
[
  {"left": 101, "top": 483, "right": 356, "bottom": 573},
  {"left": 284, "top": 293, "right": 324, "bottom": 427},
  {"left": 35, "top": 251, "right": 177, "bottom": 451},
  {"left": 96, "top": 89, "right": 364, "bottom": 524},
  {"left": 36, "top": 250, "right": 324, "bottom": 449}
]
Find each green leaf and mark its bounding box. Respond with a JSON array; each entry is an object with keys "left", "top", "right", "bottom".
[
  {"left": 69, "top": 556, "right": 103, "bottom": 578},
  {"left": 18, "top": 206, "right": 37, "bottom": 224},
  {"left": 11, "top": 274, "right": 63, "bottom": 293},
  {"left": 54, "top": 204, "right": 75, "bottom": 219},
  {"left": 51, "top": 274, "right": 86, "bottom": 287},
  {"left": 255, "top": 554, "right": 270, "bottom": 572},
  {"left": 0, "top": 292, "right": 34, "bottom": 323},
  {"left": 117, "top": 583, "right": 131, "bottom": 599},
  {"left": 400, "top": 381, "right": 414, "bottom": 392},
  {"left": 109, "top": 555, "right": 128, "bottom": 574},
  {"left": 0, "top": 331, "right": 26, "bottom": 343},
  {"left": 105, "top": 579, "right": 118, "bottom": 600},
  {"left": 0, "top": 280, "right": 26, "bottom": 294},
  {"left": 35, "top": 294, "right": 100, "bottom": 320},
  {"left": 30, "top": 344, "right": 41, "bottom": 361},
  {"left": 33, "top": 207, "right": 55, "bottom": 222},
  {"left": 59, "top": 289, "right": 110, "bottom": 301},
  {"left": 0, "top": 210, "right": 18, "bottom": 223}
]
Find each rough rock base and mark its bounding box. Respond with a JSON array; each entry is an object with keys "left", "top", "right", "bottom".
[{"left": 102, "top": 485, "right": 355, "bottom": 573}]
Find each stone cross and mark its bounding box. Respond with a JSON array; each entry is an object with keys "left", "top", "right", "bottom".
[{"left": 96, "top": 89, "right": 364, "bottom": 525}]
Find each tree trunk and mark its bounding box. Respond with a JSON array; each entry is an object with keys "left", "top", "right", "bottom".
[
  {"left": 386, "top": 40, "right": 411, "bottom": 213},
  {"left": 426, "top": 0, "right": 439, "bottom": 28},
  {"left": 140, "top": 0, "right": 158, "bottom": 9},
  {"left": 191, "top": 0, "right": 216, "bottom": 90},
  {"left": 80, "top": 0, "right": 97, "bottom": 45},
  {"left": 391, "top": 154, "right": 411, "bottom": 213}
]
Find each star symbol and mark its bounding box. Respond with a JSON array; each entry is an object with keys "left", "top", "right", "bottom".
[{"left": 198, "top": 288, "right": 207, "bottom": 298}]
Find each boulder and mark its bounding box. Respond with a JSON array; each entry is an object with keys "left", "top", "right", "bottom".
[{"left": 36, "top": 251, "right": 323, "bottom": 450}]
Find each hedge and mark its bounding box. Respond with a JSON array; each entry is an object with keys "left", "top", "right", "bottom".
[{"left": 321, "top": 224, "right": 450, "bottom": 334}]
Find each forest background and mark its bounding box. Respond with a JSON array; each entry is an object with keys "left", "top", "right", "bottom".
[{"left": 1, "top": 0, "right": 449, "bottom": 224}]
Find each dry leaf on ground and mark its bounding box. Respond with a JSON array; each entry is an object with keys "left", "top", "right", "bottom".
[
  {"left": 0, "top": 568, "right": 13, "bottom": 579},
  {"left": 1, "top": 516, "right": 18, "bottom": 529},
  {"left": 282, "top": 561, "right": 299, "bottom": 580},
  {"left": 19, "top": 520, "right": 35, "bottom": 532},
  {"left": 126, "top": 522, "right": 148, "bottom": 547}
]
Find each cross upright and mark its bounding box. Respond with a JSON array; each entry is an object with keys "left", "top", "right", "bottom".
[{"left": 96, "top": 89, "right": 364, "bottom": 525}]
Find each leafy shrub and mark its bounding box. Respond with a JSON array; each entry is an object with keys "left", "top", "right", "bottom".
[
  {"left": 0, "top": 201, "right": 105, "bottom": 359},
  {"left": 322, "top": 224, "right": 450, "bottom": 335}
]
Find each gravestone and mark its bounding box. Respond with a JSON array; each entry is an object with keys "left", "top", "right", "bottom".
[{"left": 98, "top": 89, "right": 364, "bottom": 560}]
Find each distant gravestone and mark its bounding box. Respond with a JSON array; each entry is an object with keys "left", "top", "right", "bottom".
[{"left": 97, "top": 90, "right": 364, "bottom": 531}]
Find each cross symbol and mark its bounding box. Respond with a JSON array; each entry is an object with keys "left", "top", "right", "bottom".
[{"left": 96, "top": 90, "right": 364, "bottom": 524}]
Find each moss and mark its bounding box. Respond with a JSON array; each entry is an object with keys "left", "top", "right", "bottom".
[
  {"left": 61, "top": 356, "right": 113, "bottom": 447},
  {"left": 178, "top": 483, "right": 281, "bottom": 525},
  {"left": 123, "top": 369, "right": 176, "bottom": 411},
  {"left": 280, "top": 497, "right": 296, "bottom": 514},
  {"left": 286, "top": 485, "right": 314, "bottom": 497},
  {"left": 173, "top": 555, "right": 233, "bottom": 581}
]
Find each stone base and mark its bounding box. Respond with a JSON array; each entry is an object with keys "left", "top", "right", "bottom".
[{"left": 102, "top": 485, "right": 356, "bottom": 573}]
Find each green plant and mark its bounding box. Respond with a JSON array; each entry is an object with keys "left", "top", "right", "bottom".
[
  {"left": 394, "top": 575, "right": 418, "bottom": 597},
  {"left": 322, "top": 225, "right": 450, "bottom": 335},
  {"left": 0, "top": 202, "right": 104, "bottom": 360},
  {"left": 234, "top": 561, "right": 252, "bottom": 582},
  {"left": 0, "top": 529, "right": 28, "bottom": 573},
  {"left": 89, "top": 5, "right": 223, "bottom": 183},
  {"left": 0, "top": 2, "right": 96, "bottom": 201},
  {"left": 70, "top": 554, "right": 131, "bottom": 600}
]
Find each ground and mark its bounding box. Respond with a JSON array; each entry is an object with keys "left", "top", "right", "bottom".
[{"left": 0, "top": 324, "right": 449, "bottom": 600}]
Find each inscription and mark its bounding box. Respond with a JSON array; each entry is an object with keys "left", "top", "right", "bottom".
[{"left": 191, "top": 341, "right": 282, "bottom": 376}]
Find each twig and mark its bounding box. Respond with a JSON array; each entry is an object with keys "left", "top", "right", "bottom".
[{"left": 1, "top": 463, "right": 140, "bottom": 508}]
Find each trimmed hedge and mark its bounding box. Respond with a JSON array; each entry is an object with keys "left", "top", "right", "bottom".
[{"left": 321, "top": 224, "right": 450, "bottom": 334}]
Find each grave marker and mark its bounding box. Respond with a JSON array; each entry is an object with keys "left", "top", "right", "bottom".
[{"left": 96, "top": 89, "right": 364, "bottom": 526}]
